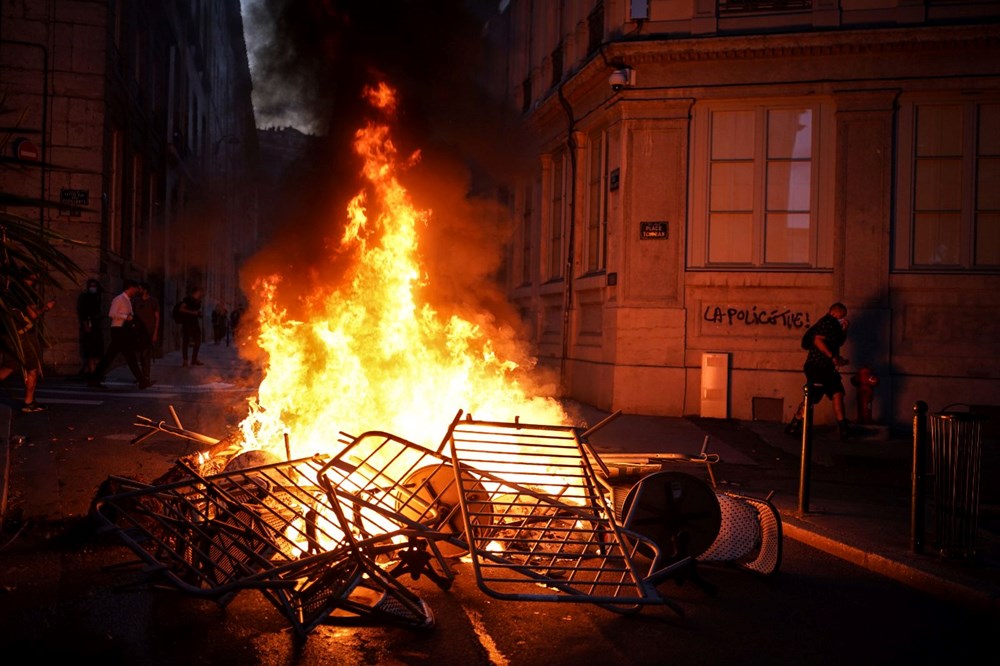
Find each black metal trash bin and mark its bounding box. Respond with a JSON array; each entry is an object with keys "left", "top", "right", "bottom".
[{"left": 929, "top": 412, "right": 986, "bottom": 558}]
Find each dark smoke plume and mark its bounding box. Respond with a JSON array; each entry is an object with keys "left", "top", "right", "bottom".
[{"left": 242, "top": 0, "right": 533, "bottom": 331}]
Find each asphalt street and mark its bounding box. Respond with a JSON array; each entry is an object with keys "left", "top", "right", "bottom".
[{"left": 0, "top": 340, "right": 996, "bottom": 665}]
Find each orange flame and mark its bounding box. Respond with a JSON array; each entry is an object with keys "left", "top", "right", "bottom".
[{"left": 239, "top": 83, "right": 567, "bottom": 457}]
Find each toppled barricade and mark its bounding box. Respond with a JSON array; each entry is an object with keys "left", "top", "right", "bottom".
[{"left": 92, "top": 409, "right": 781, "bottom": 638}]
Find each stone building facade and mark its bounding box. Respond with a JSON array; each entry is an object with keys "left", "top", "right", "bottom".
[
  {"left": 489, "top": 0, "right": 1000, "bottom": 428},
  {"left": 0, "top": 0, "right": 259, "bottom": 373}
]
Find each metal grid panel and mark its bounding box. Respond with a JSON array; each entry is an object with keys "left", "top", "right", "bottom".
[
  {"left": 93, "top": 454, "right": 439, "bottom": 637},
  {"left": 249, "top": 484, "right": 436, "bottom": 637},
  {"left": 92, "top": 456, "right": 341, "bottom": 601},
  {"left": 316, "top": 430, "right": 472, "bottom": 562},
  {"left": 446, "top": 415, "right": 687, "bottom": 613}
]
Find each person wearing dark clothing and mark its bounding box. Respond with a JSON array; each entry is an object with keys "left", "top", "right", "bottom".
[
  {"left": 133, "top": 282, "right": 161, "bottom": 381},
  {"left": 785, "top": 302, "right": 851, "bottom": 440},
  {"left": 88, "top": 279, "right": 154, "bottom": 389},
  {"left": 179, "top": 287, "right": 204, "bottom": 367},
  {"left": 211, "top": 302, "right": 229, "bottom": 345},
  {"left": 229, "top": 306, "right": 244, "bottom": 346},
  {"left": 77, "top": 278, "right": 104, "bottom": 375}
]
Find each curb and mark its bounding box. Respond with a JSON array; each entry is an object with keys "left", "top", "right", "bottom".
[{"left": 782, "top": 520, "right": 1000, "bottom": 616}]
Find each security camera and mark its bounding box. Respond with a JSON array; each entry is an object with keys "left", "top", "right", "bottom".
[{"left": 609, "top": 68, "right": 635, "bottom": 92}]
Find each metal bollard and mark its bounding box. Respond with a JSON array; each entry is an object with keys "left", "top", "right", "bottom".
[
  {"left": 798, "top": 384, "right": 813, "bottom": 515},
  {"left": 911, "top": 401, "right": 927, "bottom": 553}
]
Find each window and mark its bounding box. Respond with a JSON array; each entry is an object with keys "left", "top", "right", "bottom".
[
  {"left": 895, "top": 99, "right": 1000, "bottom": 270},
  {"left": 585, "top": 130, "right": 607, "bottom": 273},
  {"left": 587, "top": 2, "right": 604, "bottom": 55},
  {"left": 689, "top": 100, "right": 831, "bottom": 269},
  {"left": 128, "top": 153, "right": 143, "bottom": 258},
  {"left": 548, "top": 151, "right": 567, "bottom": 280},
  {"left": 629, "top": 0, "right": 649, "bottom": 20},
  {"left": 520, "top": 180, "right": 533, "bottom": 285},
  {"left": 108, "top": 129, "right": 124, "bottom": 255},
  {"left": 550, "top": 43, "right": 563, "bottom": 89}
]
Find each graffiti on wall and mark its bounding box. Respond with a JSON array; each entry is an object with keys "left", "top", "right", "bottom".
[{"left": 703, "top": 305, "right": 811, "bottom": 329}]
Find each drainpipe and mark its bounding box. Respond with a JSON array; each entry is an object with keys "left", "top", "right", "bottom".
[{"left": 557, "top": 83, "right": 577, "bottom": 391}]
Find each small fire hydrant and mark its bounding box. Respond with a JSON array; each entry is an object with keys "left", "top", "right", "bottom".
[{"left": 850, "top": 367, "right": 879, "bottom": 424}]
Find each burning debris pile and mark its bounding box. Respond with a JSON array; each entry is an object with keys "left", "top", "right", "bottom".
[
  {"left": 91, "top": 409, "right": 781, "bottom": 639},
  {"left": 235, "top": 82, "right": 568, "bottom": 461},
  {"left": 91, "top": 82, "right": 780, "bottom": 638}
]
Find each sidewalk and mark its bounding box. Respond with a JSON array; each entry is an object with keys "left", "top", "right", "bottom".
[
  {"left": 737, "top": 417, "right": 1000, "bottom": 616},
  {"left": 517, "top": 402, "right": 1000, "bottom": 617},
  {"left": 2, "top": 342, "right": 998, "bottom": 617}
]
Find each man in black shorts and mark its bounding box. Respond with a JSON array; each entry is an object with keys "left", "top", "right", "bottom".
[{"left": 785, "top": 302, "right": 851, "bottom": 440}]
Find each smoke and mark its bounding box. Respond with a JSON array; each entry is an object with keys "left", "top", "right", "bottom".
[{"left": 241, "top": 0, "right": 534, "bottom": 330}]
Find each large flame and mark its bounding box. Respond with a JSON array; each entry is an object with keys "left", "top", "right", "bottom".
[{"left": 238, "top": 83, "right": 567, "bottom": 457}]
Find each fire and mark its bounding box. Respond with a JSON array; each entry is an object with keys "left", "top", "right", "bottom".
[{"left": 238, "top": 83, "right": 567, "bottom": 458}]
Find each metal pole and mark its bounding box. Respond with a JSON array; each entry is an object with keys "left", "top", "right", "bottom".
[
  {"left": 798, "top": 384, "right": 813, "bottom": 514},
  {"left": 911, "top": 401, "right": 928, "bottom": 553}
]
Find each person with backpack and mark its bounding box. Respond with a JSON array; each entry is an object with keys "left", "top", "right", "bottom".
[
  {"left": 177, "top": 287, "right": 204, "bottom": 367},
  {"left": 784, "top": 302, "right": 851, "bottom": 440}
]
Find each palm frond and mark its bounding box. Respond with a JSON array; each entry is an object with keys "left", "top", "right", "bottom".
[{"left": 0, "top": 209, "right": 87, "bottom": 366}]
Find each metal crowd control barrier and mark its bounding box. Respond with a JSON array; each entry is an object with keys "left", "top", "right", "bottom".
[
  {"left": 92, "top": 454, "right": 440, "bottom": 637},
  {"left": 315, "top": 429, "right": 471, "bottom": 576},
  {"left": 91, "top": 456, "right": 337, "bottom": 604},
  {"left": 446, "top": 413, "right": 695, "bottom": 615},
  {"left": 93, "top": 411, "right": 785, "bottom": 635}
]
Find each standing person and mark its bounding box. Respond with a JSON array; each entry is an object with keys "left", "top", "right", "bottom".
[
  {"left": 211, "top": 301, "right": 228, "bottom": 345},
  {"left": 76, "top": 278, "right": 104, "bottom": 376},
  {"left": 229, "top": 305, "right": 243, "bottom": 347},
  {"left": 785, "top": 302, "right": 851, "bottom": 440},
  {"left": 133, "top": 282, "right": 160, "bottom": 383},
  {"left": 179, "top": 287, "right": 204, "bottom": 367},
  {"left": 88, "top": 279, "right": 154, "bottom": 389},
  {"left": 0, "top": 268, "right": 56, "bottom": 412}
]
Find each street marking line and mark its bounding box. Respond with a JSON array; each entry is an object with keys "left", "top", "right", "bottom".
[{"left": 461, "top": 607, "right": 510, "bottom": 666}]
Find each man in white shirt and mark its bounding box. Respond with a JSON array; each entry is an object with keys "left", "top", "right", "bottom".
[{"left": 88, "top": 279, "right": 155, "bottom": 389}]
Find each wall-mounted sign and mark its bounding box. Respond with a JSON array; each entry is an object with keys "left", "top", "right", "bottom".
[
  {"left": 59, "top": 188, "right": 89, "bottom": 216},
  {"left": 640, "top": 221, "right": 668, "bottom": 239},
  {"left": 609, "top": 168, "right": 620, "bottom": 191},
  {"left": 12, "top": 138, "right": 39, "bottom": 161}
]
